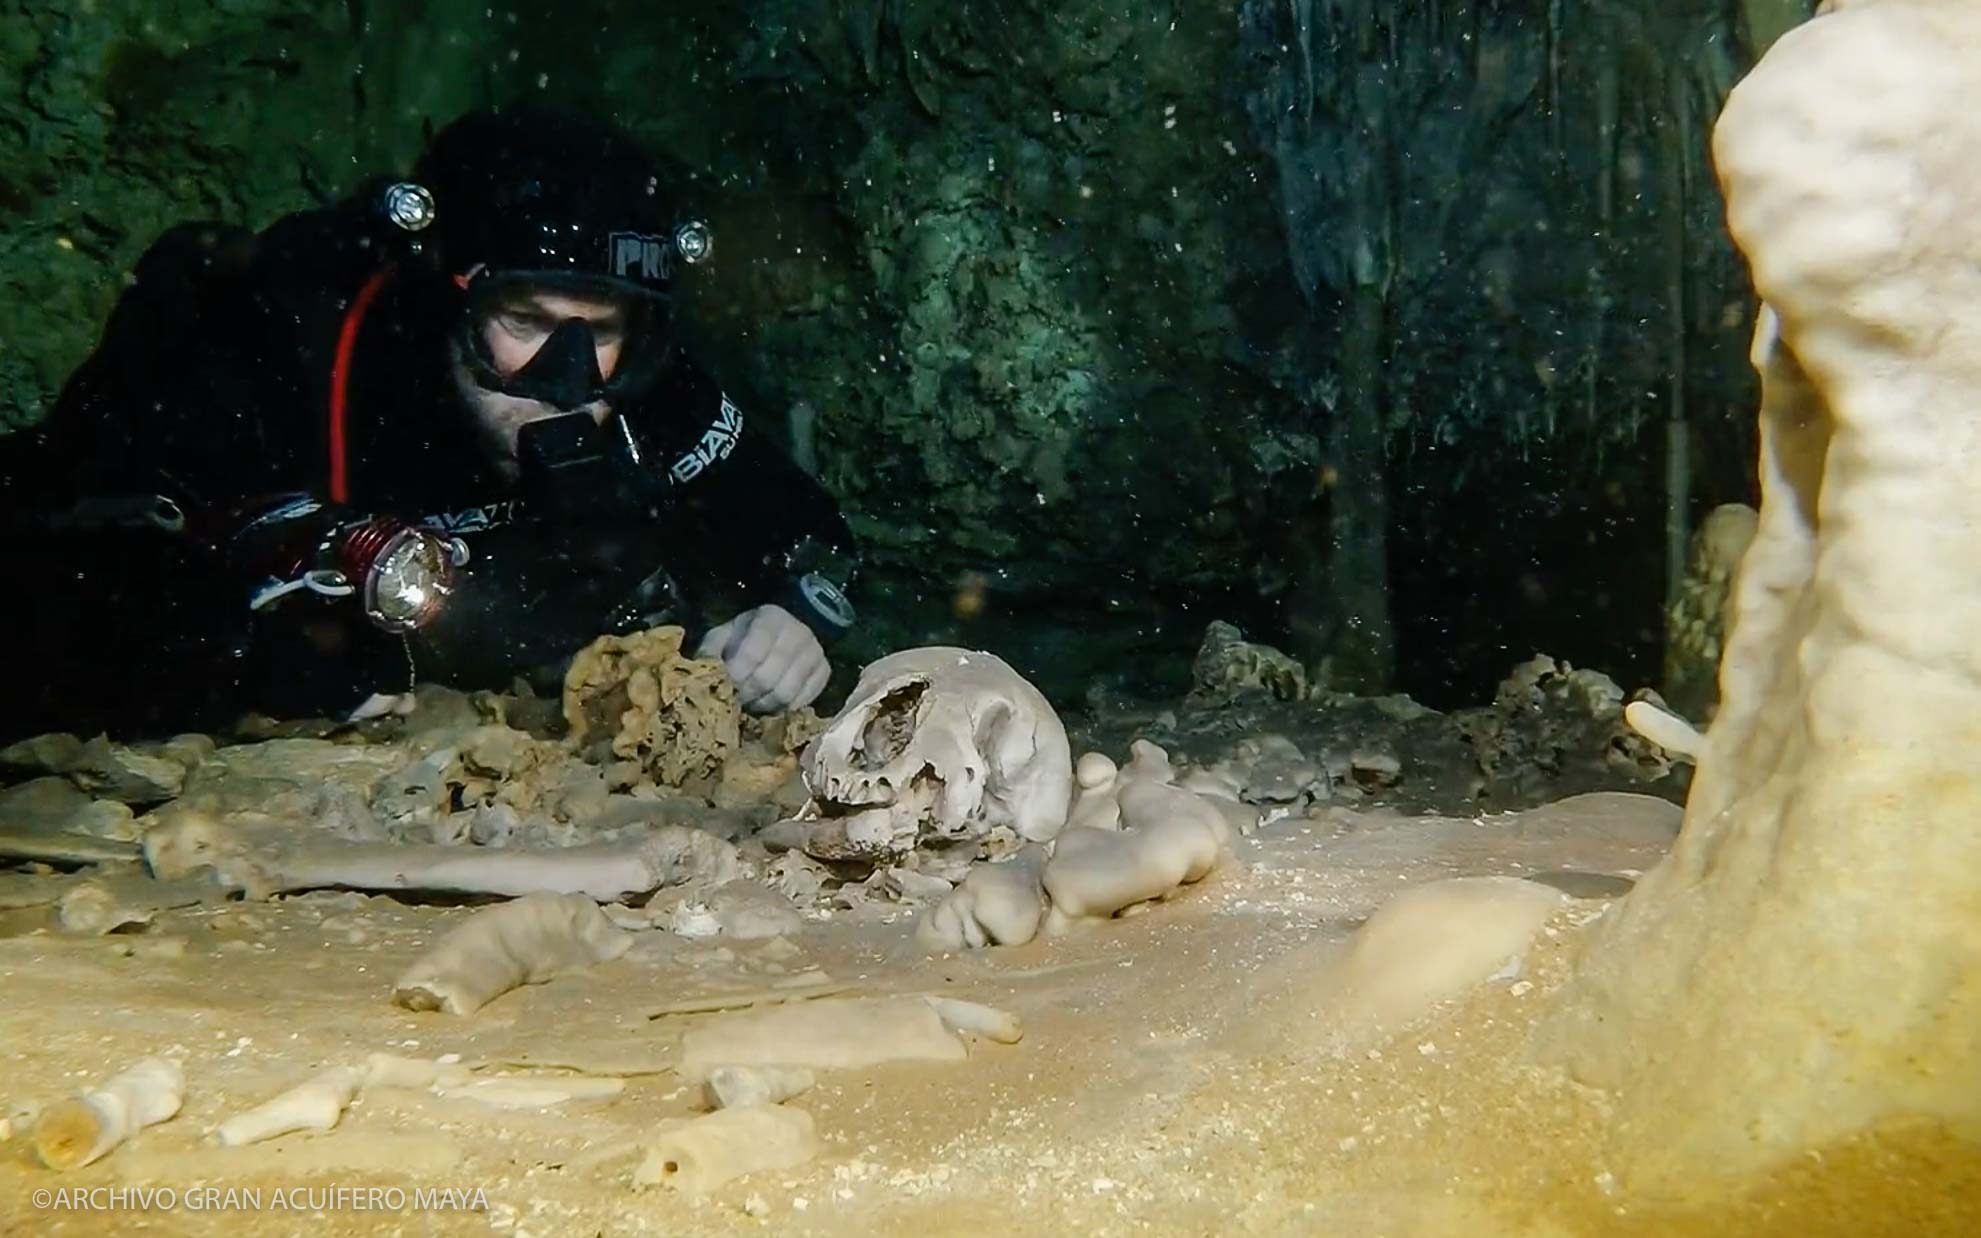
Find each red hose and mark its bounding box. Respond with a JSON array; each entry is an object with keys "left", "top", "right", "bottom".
[{"left": 327, "top": 266, "right": 396, "bottom": 504}]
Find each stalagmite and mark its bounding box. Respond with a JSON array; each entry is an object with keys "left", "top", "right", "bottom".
[{"left": 1530, "top": 0, "right": 1981, "bottom": 1192}]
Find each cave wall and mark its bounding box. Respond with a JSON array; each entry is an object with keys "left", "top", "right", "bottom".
[
  {"left": 3, "top": 0, "right": 351, "bottom": 429},
  {"left": 0, "top": 0, "right": 505, "bottom": 427},
  {"left": 0, "top": 0, "right": 1779, "bottom": 708}
]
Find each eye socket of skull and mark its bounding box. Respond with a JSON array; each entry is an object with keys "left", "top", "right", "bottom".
[{"left": 855, "top": 680, "right": 928, "bottom": 770}]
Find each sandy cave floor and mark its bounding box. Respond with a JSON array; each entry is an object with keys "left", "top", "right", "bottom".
[{"left": 1, "top": 792, "right": 1976, "bottom": 1237}]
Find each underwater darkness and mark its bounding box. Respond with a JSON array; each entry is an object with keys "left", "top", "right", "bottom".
[{"left": 0, "top": 0, "right": 1780, "bottom": 725}]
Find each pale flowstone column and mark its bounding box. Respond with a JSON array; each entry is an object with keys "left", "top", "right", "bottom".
[{"left": 1530, "top": 0, "right": 1981, "bottom": 1192}]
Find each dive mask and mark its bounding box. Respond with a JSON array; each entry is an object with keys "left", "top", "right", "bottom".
[{"left": 458, "top": 273, "right": 670, "bottom": 410}]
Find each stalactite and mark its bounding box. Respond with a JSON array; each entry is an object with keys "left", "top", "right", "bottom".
[
  {"left": 1594, "top": 51, "right": 1619, "bottom": 228},
  {"left": 1660, "top": 67, "right": 1692, "bottom": 616},
  {"left": 1289, "top": 0, "right": 1314, "bottom": 125},
  {"left": 1586, "top": 18, "right": 1621, "bottom": 456},
  {"left": 1325, "top": 0, "right": 1374, "bottom": 58},
  {"left": 1585, "top": 269, "right": 1604, "bottom": 440},
  {"left": 1546, "top": 0, "right": 1564, "bottom": 168}
]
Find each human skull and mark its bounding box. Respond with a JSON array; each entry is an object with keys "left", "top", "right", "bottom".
[{"left": 793, "top": 647, "right": 1074, "bottom": 862}]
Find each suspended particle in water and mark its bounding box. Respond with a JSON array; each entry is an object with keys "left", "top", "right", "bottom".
[{"left": 952, "top": 571, "right": 989, "bottom": 621}]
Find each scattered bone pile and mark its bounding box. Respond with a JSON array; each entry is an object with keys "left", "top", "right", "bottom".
[
  {"left": 0, "top": 622, "right": 1698, "bottom": 1200},
  {"left": 757, "top": 646, "right": 1289, "bottom": 941},
  {"left": 0, "top": 623, "right": 1680, "bottom": 937}
]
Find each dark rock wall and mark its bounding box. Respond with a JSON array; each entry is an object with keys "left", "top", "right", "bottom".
[{"left": 0, "top": 0, "right": 1782, "bottom": 708}]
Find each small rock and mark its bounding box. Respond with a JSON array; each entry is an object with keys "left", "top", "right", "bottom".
[
  {"left": 765, "top": 851, "right": 832, "bottom": 904},
  {"left": 56, "top": 881, "right": 156, "bottom": 935},
  {"left": 400, "top": 684, "right": 483, "bottom": 739},
  {"left": 885, "top": 867, "right": 956, "bottom": 902},
  {"left": 543, "top": 762, "right": 611, "bottom": 823},
  {"left": 464, "top": 725, "right": 537, "bottom": 778},
  {"left": 153, "top": 734, "right": 217, "bottom": 772},
  {"left": 1187, "top": 620, "right": 1307, "bottom": 705},
  {"left": 603, "top": 760, "right": 645, "bottom": 792},
  {"left": 373, "top": 749, "right": 458, "bottom": 824},
  {"left": 0, "top": 777, "right": 137, "bottom": 839},
  {"left": 468, "top": 802, "right": 524, "bottom": 847},
  {"left": 661, "top": 879, "right": 806, "bottom": 940},
  {"left": 1348, "top": 750, "right": 1402, "bottom": 789},
  {"left": 66, "top": 737, "right": 186, "bottom": 804},
  {"left": 0, "top": 732, "right": 85, "bottom": 775}
]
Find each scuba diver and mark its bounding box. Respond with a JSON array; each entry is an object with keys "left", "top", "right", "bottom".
[{"left": 0, "top": 106, "right": 859, "bottom": 739}]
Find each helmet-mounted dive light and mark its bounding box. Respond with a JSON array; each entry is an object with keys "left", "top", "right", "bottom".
[
  {"left": 245, "top": 513, "right": 462, "bottom": 634},
  {"left": 336, "top": 518, "right": 457, "bottom": 632},
  {"left": 379, "top": 182, "right": 437, "bottom": 233},
  {"left": 672, "top": 220, "right": 713, "bottom": 265}
]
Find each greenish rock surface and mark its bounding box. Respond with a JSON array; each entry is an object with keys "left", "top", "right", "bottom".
[{"left": 0, "top": 0, "right": 1777, "bottom": 705}]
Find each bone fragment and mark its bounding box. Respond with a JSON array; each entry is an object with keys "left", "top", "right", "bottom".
[
  {"left": 361, "top": 1054, "right": 473, "bottom": 1091},
  {"left": 33, "top": 1057, "right": 184, "bottom": 1170},
  {"left": 143, "top": 813, "right": 737, "bottom": 901},
  {"left": 391, "top": 893, "right": 634, "bottom": 1016},
  {"left": 1622, "top": 699, "right": 1705, "bottom": 759},
  {"left": 634, "top": 1104, "right": 819, "bottom": 1194},
  {"left": 1065, "top": 752, "right": 1122, "bottom": 831},
  {"left": 916, "top": 846, "right": 1049, "bottom": 951},
  {"left": 1041, "top": 780, "right": 1230, "bottom": 932},
  {"left": 923, "top": 996, "right": 1023, "bottom": 1044},
  {"left": 212, "top": 1054, "right": 622, "bottom": 1141},
  {"left": 928, "top": 740, "right": 1242, "bottom": 949},
  {"left": 3, "top": 1095, "right": 43, "bottom": 1141},
  {"left": 703, "top": 1065, "right": 816, "bottom": 1110},
  {"left": 214, "top": 1067, "right": 362, "bottom": 1147},
  {"left": 0, "top": 830, "right": 141, "bottom": 866},
  {"left": 679, "top": 996, "right": 966, "bottom": 1083},
  {"left": 433, "top": 1076, "right": 625, "bottom": 1109}
]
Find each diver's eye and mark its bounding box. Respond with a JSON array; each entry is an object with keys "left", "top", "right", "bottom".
[{"left": 495, "top": 312, "right": 547, "bottom": 341}]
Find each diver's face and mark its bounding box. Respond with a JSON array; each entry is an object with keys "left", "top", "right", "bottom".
[
  {"left": 479, "top": 287, "right": 628, "bottom": 382},
  {"left": 451, "top": 339, "right": 610, "bottom": 481},
  {"left": 455, "top": 284, "right": 635, "bottom": 479}
]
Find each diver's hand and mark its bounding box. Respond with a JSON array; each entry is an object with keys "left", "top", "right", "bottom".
[{"left": 696, "top": 604, "right": 830, "bottom": 714}]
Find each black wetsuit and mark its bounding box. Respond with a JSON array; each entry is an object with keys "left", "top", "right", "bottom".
[{"left": 0, "top": 197, "right": 857, "bottom": 739}]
